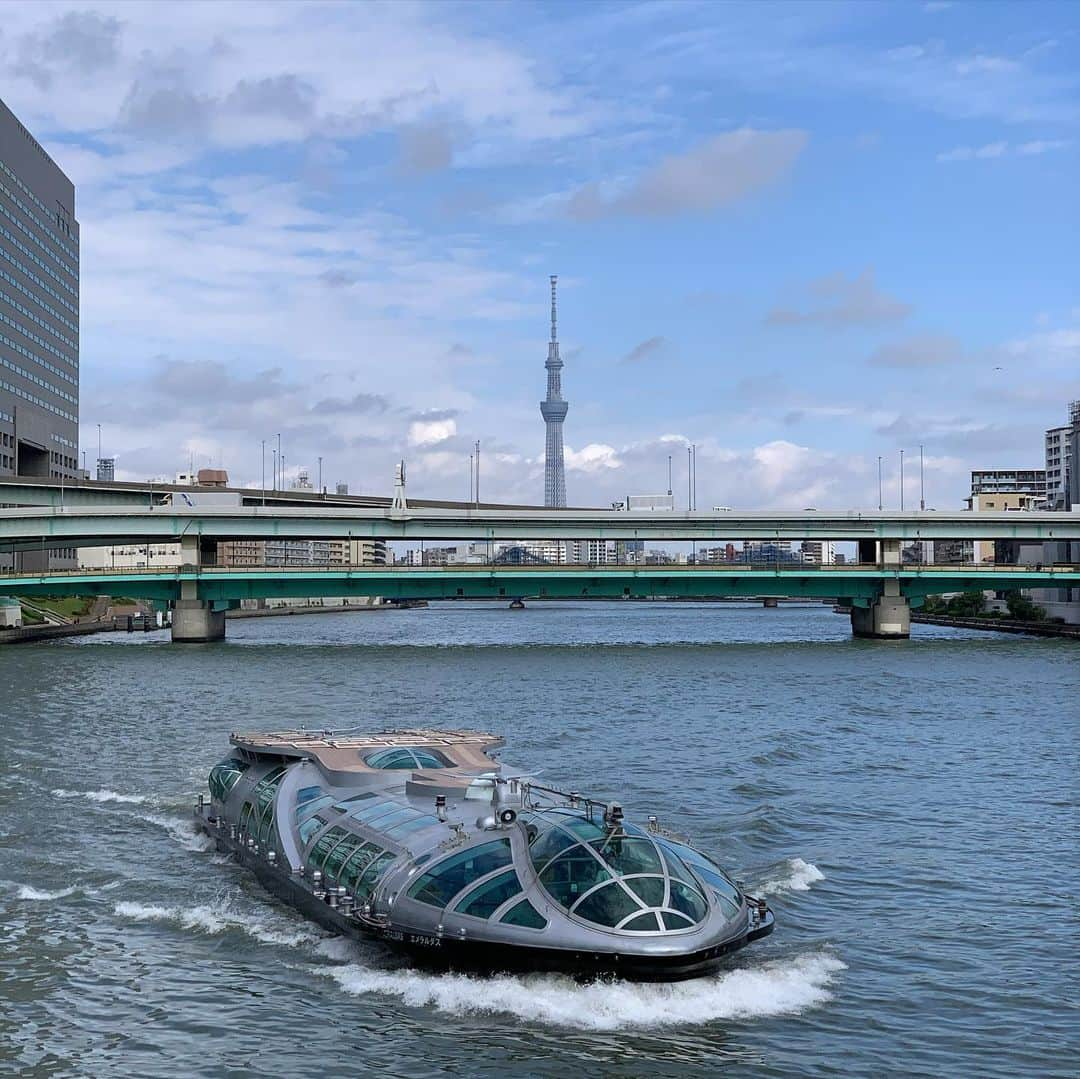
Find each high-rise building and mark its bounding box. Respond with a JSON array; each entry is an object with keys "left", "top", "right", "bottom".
[
  {"left": 801, "top": 540, "right": 835, "bottom": 565},
  {"left": 0, "top": 97, "right": 79, "bottom": 483},
  {"left": 969, "top": 469, "right": 1046, "bottom": 500},
  {"left": 540, "top": 275, "right": 567, "bottom": 508},
  {"left": 1045, "top": 401, "right": 1079, "bottom": 510}
]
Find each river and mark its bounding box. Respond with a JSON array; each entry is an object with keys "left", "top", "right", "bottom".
[{"left": 1, "top": 602, "right": 1076, "bottom": 1077}]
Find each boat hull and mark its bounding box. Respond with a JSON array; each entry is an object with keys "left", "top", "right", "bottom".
[{"left": 200, "top": 814, "right": 773, "bottom": 982}]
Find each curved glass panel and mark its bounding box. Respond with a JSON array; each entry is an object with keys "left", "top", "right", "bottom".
[
  {"left": 572, "top": 882, "right": 641, "bottom": 927},
  {"left": 662, "top": 910, "right": 694, "bottom": 930},
  {"left": 538, "top": 846, "right": 610, "bottom": 906},
  {"left": 308, "top": 826, "right": 350, "bottom": 871},
  {"left": 364, "top": 747, "right": 450, "bottom": 770},
  {"left": 355, "top": 851, "right": 397, "bottom": 900},
  {"left": 500, "top": 899, "right": 547, "bottom": 930},
  {"left": 528, "top": 811, "right": 714, "bottom": 933},
  {"left": 622, "top": 911, "right": 663, "bottom": 932},
  {"left": 339, "top": 843, "right": 380, "bottom": 892},
  {"left": 297, "top": 796, "right": 334, "bottom": 825},
  {"left": 589, "top": 836, "right": 662, "bottom": 876},
  {"left": 668, "top": 880, "right": 708, "bottom": 922},
  {"left": 324, "top": 835, "right": 365, "bottom": 882},
  {"left": 208, "top": 757, "right": 249, "bottom": 802},
  {"left": 528, "top": 825, "right": 577, "bottom": 870},
  {"left": 298, "top": 814, "right": 328, "bottom": 845},
  {"left": 408, "top": 839, "right": 512, "bottom": 908},
  {"left": 625, "top": 875, "right": 666, "bottom": 907},
  {"left": 454, "top": 869, "right": 523, "bottom": 918},
  {"left": 296, "top": 785, "right": 322, "bottom": 806}
]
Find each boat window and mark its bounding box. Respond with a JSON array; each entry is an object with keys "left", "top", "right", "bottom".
[
  {"left": 383, "top": 815, "right": 440, "bottom": 841},
  {"left": 239, "top": 802, "right": 253, "bottom": 834},
  {"left": 453, "top": 869, "right": 523, "bottom": 919},
  {"left": 363, "top": 806, "right": 417, "bottom": 833},
  {"left": 364, "top": 747, "right": 451, "bottom": 770},
  {"left": 589, "top": 836, "right": 662, "bottom": 876},
  {"left": 308, "top": 826, "right": 349, "bottom": 869},
  {"left": 528, "top": 825, "right": 578, "bottom": 870},
  {"left": 572, "top": 882, "right": 641, "bottom": 927},
  {"left": 625, "top": 875, "right": 666, "bottom": 907},
  {"left": 324, "top": 835, "right": 365, "bottom": 882},
  {"left": 499, "top": 899, "right": 547, "bottom": 930},
  {"left": 668, "top": 880, "right": 708, "bottom": 922},
  {"left": 208, "top": 757, "right": 249, "bottom": 802},
  {"left": 622, "top": 912, "right": 663, "bottom": 932},
  {"left": 339, "top": 843, "right": 381, "bottom": 892},
  {"left": 408, "top": 839, "right": 513, "bottom": 908},
  {"left": 538, "top": 846, "right": 610, "bottom": 906},
  {"left": 297, "top": 796, "right": 334, "bottom": 825},
  {"left": 355, "top": 851, "right": 397, "bottom": 900},
  {"left": 335, "top": 792, "right": 377, "bottom": 808},
  {"left": 298, "top": 814, "right": 329, "bottom": 845},
  {"left": 350, "top": 801, "right": 412, "bottom": 826},
  {"left": 296, "top": 785, "right": 323, "bottom": 806},
  {"left": 661, "top": 910, "right": 694, "bottom": 931},
  {"left": 657, "top": 838, "right": 743, "bottom": 911},
  {"left": 529, "top": 812, "right": 713, "bottom": 933},
  {"left": 464, "top": 777, "right": 495, "bottom": 801}
]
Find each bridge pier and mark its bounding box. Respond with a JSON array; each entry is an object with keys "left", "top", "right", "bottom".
[
  {"left": 851, "top": 582, "right": 910, "bottom": 640},
  {"left": 171, "top": 599, "right": 226, "bottom": 643}
]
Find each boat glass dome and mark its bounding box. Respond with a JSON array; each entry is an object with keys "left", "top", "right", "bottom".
[
  {"left": 364, "top": 747, "right": 451, "bottom": 770},
  {"left": 527, "top": 809, "right": 712, "bottom": 933}
]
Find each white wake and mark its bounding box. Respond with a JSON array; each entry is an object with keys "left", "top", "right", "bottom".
[
  {"left": 113, "top": 900, "right": 321, "bottom": 948},
  {"left": 52, "top": 788, "right": 150, "bottom": 804},
  {"left": 322, "top": 952, "right": 845, "bottom": 1029},
  {"left": 756, "top": 858, "right": 825, "bottom": 895}
]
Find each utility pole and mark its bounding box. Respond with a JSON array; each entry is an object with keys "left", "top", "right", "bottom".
[
  {"left": 919, "top": 444, "right": 925, "bottom": 511},
  {"left": 261, "top": 440, "right": 266, "bottom": 506},
  {"left": 475, "top": 440, "right": 481, "bottom": 507},
  {"left": 687, "top": 445, "right": 692, "bottom": 510},
  {"left": 900, "top": 449, "right": 905, "bottom": 512},
  {"left": 276, "top": 432, "right": 281, "bottom": 492},
  {"left": 667, "top": 455, "right": 672, "bottom": 499},
  {"left": 318, "top": 456, "right": 323, "bottom": 494}
]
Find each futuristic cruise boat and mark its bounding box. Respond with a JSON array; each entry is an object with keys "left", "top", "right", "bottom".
[{"left": 195, "top": 728, "right": 774, "bottom": 980}]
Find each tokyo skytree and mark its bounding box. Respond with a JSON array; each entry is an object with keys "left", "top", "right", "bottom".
[{"left": 540, "top": 275, "right": 568, "bottom": 508}]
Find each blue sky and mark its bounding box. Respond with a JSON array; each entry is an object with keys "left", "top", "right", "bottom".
[{"left": 1, "top": 0, "right": 1077, "bottom": 508}]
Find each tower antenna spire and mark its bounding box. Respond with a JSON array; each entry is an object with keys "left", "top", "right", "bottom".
[{"left": 540, "top": 274, "right": 568, "bottom": 508}]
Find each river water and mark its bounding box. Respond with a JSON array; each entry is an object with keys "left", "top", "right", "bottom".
[{"left": 1, "top": 602, "right": 1076, "bottom": 1077}]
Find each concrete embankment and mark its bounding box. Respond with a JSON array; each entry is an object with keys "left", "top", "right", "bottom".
[
  {"left": 226, "top": 604, "right": 391, "bottom": 620},
  {"left": 911, "top": 614, "right": 1080, "bottom": 639}
]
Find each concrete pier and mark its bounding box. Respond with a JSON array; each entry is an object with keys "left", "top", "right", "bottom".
[
  {"left": 851, "top": 586, "right": 910, "bottom": 640},
  {"left": 171, "top": 600, "right": 226, "bottom": 643},
  {"left": 762, "top": 597, "right": 779, "bottom": 608}
]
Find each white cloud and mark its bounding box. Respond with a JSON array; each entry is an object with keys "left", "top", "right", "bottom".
[
  {"left": 564, "top": 443, "right": 622, "bottom": 473},
  {"left": 408, "top": 419, "right": 457, "bottom": 447}
]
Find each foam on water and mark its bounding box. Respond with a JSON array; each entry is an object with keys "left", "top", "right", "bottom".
[
  {"left": 114, "top": 900, "right": 321, "bottom": 948},
  {"left": 15, "top": 884, "right": 82, "bottom": 901},
  {"left": 52, "top": 788, "right": 150, "bottom": 805},
  {"left": 322, "top": 952, "right": 845, "bottom": 1029},
  {"left": 141, "top": 813, "right": 215, "bottom": 852},
  {"left": 757, "top": 858, "right": 825, "bottom": 895}
]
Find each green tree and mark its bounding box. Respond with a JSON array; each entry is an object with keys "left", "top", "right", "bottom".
[
  {"left": 946, "top": 591, "right": 987, "bottom": 617},
  {"left": 1004, "top": 591, "right": 1046, "bottom": 622}
]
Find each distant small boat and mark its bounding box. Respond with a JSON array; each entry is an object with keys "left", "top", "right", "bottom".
[{"left": 508, "top": 598, "right": 526, "bottom": 610}]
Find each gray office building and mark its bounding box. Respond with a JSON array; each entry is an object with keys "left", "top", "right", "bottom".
[{"left": 0, "top": 96, "right": 79, "bottom": 483}]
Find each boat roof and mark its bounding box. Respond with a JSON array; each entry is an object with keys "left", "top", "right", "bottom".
[{"left": 229, "top": 728, "right": 505, "bottom": 774}]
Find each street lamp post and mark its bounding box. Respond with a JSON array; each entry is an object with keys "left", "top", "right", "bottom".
[
  {"left": 318, "top": 456, "right": 323, "bottom": 494},
  {"left": 919, "top": 444, "right": 925, "bottom": 511},
  {"left": 261, "top": 440, "right": 266, "bottom": 506},
  {"left": 878, "top": 456, "right": 883, "bottom": 512}
]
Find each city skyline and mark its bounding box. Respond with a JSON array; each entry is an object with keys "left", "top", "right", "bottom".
[{"left": 0, "top": 2, "right": 1076, "bottom": 509}]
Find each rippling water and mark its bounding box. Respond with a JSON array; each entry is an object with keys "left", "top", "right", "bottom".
[{"left": 1, "top": 602, "right": 1076, "bottom": 1077}]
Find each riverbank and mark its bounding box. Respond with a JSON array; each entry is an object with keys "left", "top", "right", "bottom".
[{"left": 910, "top": 613, "right": 1080, "bottom": 639}]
